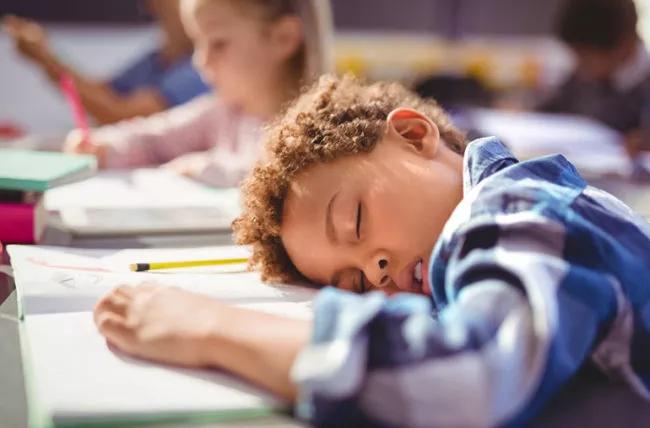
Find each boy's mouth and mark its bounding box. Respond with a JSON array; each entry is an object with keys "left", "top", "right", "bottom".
[
  {"left": 396, "top": 258, "right": 429, "bottom": 295},
  {"left": 414, "top": 258, "right": 432, "bottom": 295},
  {"left": 414, "top": 259, "right": 423, "bottom": 284}
]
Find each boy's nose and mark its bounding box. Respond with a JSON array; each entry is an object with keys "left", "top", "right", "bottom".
[{"left": 365, "top": 252, "right": 391, "bottom": 288}]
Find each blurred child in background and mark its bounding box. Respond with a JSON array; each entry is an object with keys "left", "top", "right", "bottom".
[
  {"left": 540, "top": 0, "right": 650, "bottom": 155},
  {"left": 64, "top": 0, "right": 332, "bottom": 187},
  {"left": 3, "top": 0, "right": 209, "bottom": 125}
]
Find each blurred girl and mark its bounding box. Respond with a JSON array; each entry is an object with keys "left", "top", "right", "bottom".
[{"left": 65, "top": 0, "right": 332, "bottom": 187}]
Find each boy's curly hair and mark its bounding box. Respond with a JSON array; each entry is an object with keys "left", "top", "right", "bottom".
[{"left": 233, "top": 74, "right": 466, "bottom": 283}]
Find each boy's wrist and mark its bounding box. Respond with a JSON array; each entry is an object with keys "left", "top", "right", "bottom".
[
  {"left": 196, "top": 302, "right": 237, "bottom": 368},
  {"left": 196, "top": 304, "right": 311, "bottom": 401},
  {"left": 198, "top": 304, "right": 290, "bottom": 368}
]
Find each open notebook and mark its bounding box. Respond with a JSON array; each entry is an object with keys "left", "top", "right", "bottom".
[
  {"left": 45, "top": 169, "right": 241, "bottom": 237},
  {"left": 8, "top": 245, "right": 316, "bottom": 427}
]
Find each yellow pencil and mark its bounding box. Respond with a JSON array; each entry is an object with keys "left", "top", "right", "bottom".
[{"left": 129, "top": 257, "right": 248, "bottom": 272}]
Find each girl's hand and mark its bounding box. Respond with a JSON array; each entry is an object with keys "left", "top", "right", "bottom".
[
  {"left": 63, "top": 129, "right": 108, "bottom": 168},
  {"left": 94, "top": 284, "right": 226, "bottom": 367}
]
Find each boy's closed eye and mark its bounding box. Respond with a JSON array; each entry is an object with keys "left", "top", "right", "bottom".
[
  {"left": 354, "top": 203, "right": 370, "bottom": 293},
  {"left": 355, "top": 202, "right": 362, "bottom": 239}
]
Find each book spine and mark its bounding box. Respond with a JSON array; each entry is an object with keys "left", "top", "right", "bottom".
[{"left": 0, "top": 202, "right": 39, "bottom": 243}]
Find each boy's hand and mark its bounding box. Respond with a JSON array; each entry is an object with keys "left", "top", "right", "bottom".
[
  {"left": 95, "top": 283, "right": 310, "bottom": 401},
  {"left": 94, "top": 284, "right": 227, "bottom": 367},
  {"left": 63, "top": 129, "right": 108, "bottom": 168},
  {"left": 3, "top": 15, "right": 51, "bottom": 65}
]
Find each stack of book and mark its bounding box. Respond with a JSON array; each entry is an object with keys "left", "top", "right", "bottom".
[{"left": 0, "top": 149, "right": 96, "bottom": 244}]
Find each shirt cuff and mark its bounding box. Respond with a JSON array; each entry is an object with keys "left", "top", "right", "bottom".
[{"left": 289, "top": 288, "right": 385, "bottom": 420}]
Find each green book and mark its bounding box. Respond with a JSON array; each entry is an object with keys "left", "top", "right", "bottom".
[{"left": 0, "top": 149, "right": 96, "bottom": 192}]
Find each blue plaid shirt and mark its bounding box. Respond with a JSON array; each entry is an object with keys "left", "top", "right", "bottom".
[{"left": 290, "top": 137, "right": 650, "bottom": 427}]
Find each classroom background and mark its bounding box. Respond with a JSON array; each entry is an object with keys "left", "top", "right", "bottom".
[
  {"left": 3, "top": 1, "right": 650, "bottom": 427},
  {"left": 1, "top": 0, "right": 648, "bottom": 134}
]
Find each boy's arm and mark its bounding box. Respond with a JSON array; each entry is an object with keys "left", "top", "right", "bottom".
[
  {"left": 201, "top": 302, "right": 311, "bottom": 401},
  {"left": 94, "top": 284, "right": 310, "bottom": 401}
]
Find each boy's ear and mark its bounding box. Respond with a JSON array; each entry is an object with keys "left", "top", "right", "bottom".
[{"left": 386, "top": 108, "right": 440, "bottom": 159}]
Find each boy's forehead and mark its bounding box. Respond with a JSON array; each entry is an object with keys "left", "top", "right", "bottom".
[
  {"left": 283, "top": 160, "right": 348, "bottom": 220},
  {"left": 283, "top": 129, "right": 403, "bottom": 200},
  {"left": 286, "top": 162, "right": 334, "bottom": 201},
  {"left": 284, "top": 136, "right": 394, "bottom": 195}
]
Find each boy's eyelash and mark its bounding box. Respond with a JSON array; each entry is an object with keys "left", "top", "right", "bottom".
[{"left": 355, "top": 202, "right": 362, "bottom": 239}]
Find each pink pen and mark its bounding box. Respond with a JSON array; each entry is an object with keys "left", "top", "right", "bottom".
[{"left": 59, "top": 74, "right": 91, "bottom": 149}]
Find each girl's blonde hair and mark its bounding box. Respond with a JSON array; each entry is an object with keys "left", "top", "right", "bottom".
[
  {"left": 221, "top": 0, "right": 333, "bottom": 84},
  {"left": 294, "top": 0, "right": 334, "bottom": 82}
]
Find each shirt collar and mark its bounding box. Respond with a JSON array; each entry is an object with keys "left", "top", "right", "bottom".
[{"left": 462, "top": 136, "right": 519, "bottom": 196}]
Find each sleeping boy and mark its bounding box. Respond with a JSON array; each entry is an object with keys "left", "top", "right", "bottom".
[{"left": 93, "top": 75, "right": 650, "bottom": 427}]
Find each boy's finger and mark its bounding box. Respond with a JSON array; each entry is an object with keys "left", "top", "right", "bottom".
[
  {"left": 96, "top": 312, "right": 135, "bottom": 347},
  {"left": 114, "top": 285, "right": 137, "bottom": 297},
  {"left": 100, "top": 294, "right": 131, "bottom": 318},
  {"left": 94, "top": 294, "right": 125, "bottom": 325},
  {"left": 114, "top": 285, "right": 136, "bottom": 299}
]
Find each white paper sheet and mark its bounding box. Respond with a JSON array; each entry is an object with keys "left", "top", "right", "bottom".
[
  {"left": 24, "top": 312, "right": 281, "bottom": 424},
  {"left": 12, "top": 244, "right": 317, "bottom": 426},
  {"left": 8, "top": 245, "right": 316, "bottom": 316}
]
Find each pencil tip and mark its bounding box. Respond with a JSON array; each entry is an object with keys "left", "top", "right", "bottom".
[{"left": 129, "top": 263, "right": 149, "bottom": 272}]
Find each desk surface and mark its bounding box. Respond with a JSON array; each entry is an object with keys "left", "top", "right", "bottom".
[
  {"left": 4, "top": 286, "right": 650, "bottom": 428},
  {"left": 0, "top": 222, "right": 306, "bottom": 428}
]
